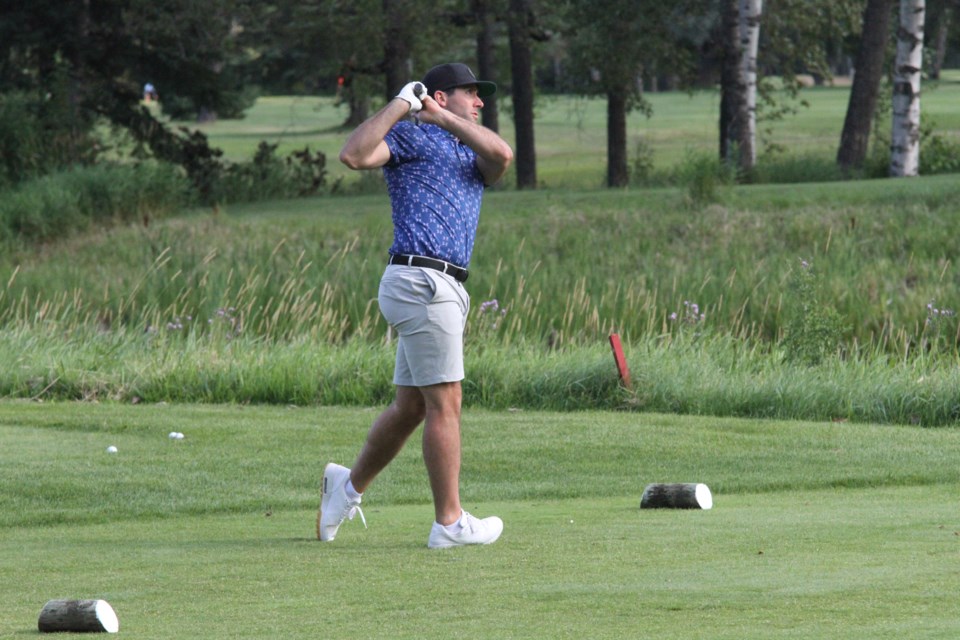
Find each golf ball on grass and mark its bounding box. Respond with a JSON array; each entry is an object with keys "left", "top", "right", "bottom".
[
  {"left": 168, "top": 432, "right": 185, "bottom": 440},
  {"left": 106, "top": 445, "right": 118, "bottom": 454}
]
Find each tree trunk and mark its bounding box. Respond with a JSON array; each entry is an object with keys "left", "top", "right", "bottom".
[
  {"left": 890, "top": 0, "right": 925, "bottom": 177},
  {"left": 38, "top": 599, "right": 119, "bottom": 633},
  {"left": 508, "top": 0, "right": 537, "bottom": 189},
  {"left": 640, "top": 483, "right": 713, "bottom": 509},
  {"left": 382, "top": 0, "right": 411, "bottom": 103},
  {"left": 346, "top": 94, "right": 371, "bottom": 128},
  {"left": 606, "top": 87, "right": 629, "bottom": 187},
  {"left": 474, "top": 0, "right": 500, "bottom": 133},
  {"left": 837, "top": 0, "right": 894, "bottom": 172},
  {"left": 720, "top": 0, "right": 761, "bottom": 173},
  {"left": 719, "top": 0, "right": 745, "bottom": 165},
  {"left": 929, "top": 6, "right": 951, "bottom": 80},
  {"left": 738, "top": 0, "right": 763, "bottom": 172}
]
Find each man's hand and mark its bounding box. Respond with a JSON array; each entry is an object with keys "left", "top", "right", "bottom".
[{"left": 395, "top": 82, "right": 426, "bottom": 115}]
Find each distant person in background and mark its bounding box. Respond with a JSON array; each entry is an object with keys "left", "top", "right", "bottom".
[{"left": 143, "top": 83, "right": 158, "bottom": 103}]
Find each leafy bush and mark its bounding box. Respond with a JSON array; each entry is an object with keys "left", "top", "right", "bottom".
[
  {"left": 781, "top": 260, "right": 844, "bottom": 366},
  {"left": 919, "top": 132, "right": 960, "bottom": 175},
  {"left": 672, "top": 151, "right": 735, "bottom": 206},
  {"left": 213, "top": 142, "right": 329, "bottom": 204},
  {"left": 630, "top": 136, "right": 655, "bottom": 184},
  {"left": 0, "top": 88, "right": 100, "bottom": 188},
  {"left": 863, "top": 120, "right": 960, "bottom": 178},
  {"left": 0, "top": 163, "right": 191, "bottom": 243}
]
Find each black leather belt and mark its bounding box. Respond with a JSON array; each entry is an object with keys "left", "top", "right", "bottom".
[{"left": 388, "top": 254, "right": 469, "bottom": 283}]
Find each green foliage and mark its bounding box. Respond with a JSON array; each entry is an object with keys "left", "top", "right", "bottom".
[
  {"left": 673, "top": 151, "right": 735, "bottom": 206},
  {"left": 561, "top": 0, "right": 701, "bottom": 104},
  {"left": 0, "top": 85, "right": 100, "bottom": 188},
  {"left": 919, "top": 129, "right": 960, "bottom": 175},
  {"left": 4, "top": 174, "right": 960, "bottom": 357},
  {"left": 0, "top": 163, "right": 191, "bottom": 243},
  {"left": 864, "top": 115, "right": 960, "bottom": 179},
  {"left": 214, "top": 141, "right": 329, "bottom": 204},
  {"left": 919, "top": 299, "right": 959, "bottom": 357},
  {"left": 782, "top": 260, "right": 844, "bottom": 366},
  {"left": 751, "top": 152, "right": 846, "bottom": 184},
  {"left": 630, "top": 136, "right": 656, "bottom": 184},
  {"left": 4, "top": 327, "right": 960, "bottom": 425}
]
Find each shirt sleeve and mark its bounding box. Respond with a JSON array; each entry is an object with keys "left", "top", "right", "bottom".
[{"left": 384, "top": 120, "right": 422, "bottom": 167}]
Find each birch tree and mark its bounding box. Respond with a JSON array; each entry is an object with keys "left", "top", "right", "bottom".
[
  {"left": 890, "top": 0, "right": 925, "bottom": 177},
  {"left": 739, "top": 0, "right": 763, "bottom": 170},
  {"left": 720, "top": 0, "right": 762, "bottom": 172}
]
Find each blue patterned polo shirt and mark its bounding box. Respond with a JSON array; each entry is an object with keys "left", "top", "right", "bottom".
[{"left": 383, "top": 120, "right": 485, "bottom": 268}]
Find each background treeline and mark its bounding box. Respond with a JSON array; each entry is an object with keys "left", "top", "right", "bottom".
[{"left": 2, "top": 0, "right": 959, "bottom": 204}]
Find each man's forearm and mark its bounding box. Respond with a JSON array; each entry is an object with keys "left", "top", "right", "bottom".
[
  {"left": 339, "top": 99, "right": 409, "bottom": 170},
  {"left": 433, "top": 110, "right": 514, "bottom": 184}
]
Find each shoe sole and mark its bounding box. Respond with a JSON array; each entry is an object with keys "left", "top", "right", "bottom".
[
  {"left": 317, "top": 464, "right": 332, "bottom": 541},
  {"left": 428, "top": 520, "right": 503, "bottom": 549}
]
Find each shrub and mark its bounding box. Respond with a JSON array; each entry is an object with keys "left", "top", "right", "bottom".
[
  {"left": 781, "top": 259, "right": 844, "bottom": 366},
  {"left": 206, "top": 142, "right": 329, "bottom": 205},
  {"left": 673, "top": 151, "right": 735, "bottom": 206},
  {"left": 0, "top": 163, "right": 192, "bottom": 243},
  {"left": 919, "top": 132, "right": 960, "bottom": 175},
  {"left": 0, "top": 88, "right": 99, "bottom": 188},
  {"left": 752, "top": 152, "right": 846, "bottom": 184}
]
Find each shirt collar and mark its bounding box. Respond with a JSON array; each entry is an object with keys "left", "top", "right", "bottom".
[{"left": 418, "top": 122, "right": 458, "bottom": 142}]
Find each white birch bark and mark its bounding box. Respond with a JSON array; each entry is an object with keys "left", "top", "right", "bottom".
[
  {"left": 890, "top": 0, "right": 925, "bottom": 177},
  {"left": 739, "top": 0, "right": 763, "bottom": 169}
]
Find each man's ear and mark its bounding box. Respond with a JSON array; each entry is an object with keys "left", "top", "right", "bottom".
[{"left": 433, "top": 90, "right": 448, "bottom": 107}]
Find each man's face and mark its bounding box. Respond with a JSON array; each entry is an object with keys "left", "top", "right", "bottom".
[{"left": 438, "top": 85, "right": 483, "bottom": 122}]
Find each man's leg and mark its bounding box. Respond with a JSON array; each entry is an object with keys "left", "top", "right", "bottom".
[
  {"left": 420, "top": 381, "right": 463, "bottom": 525},
  {"left": 349, "top": 385, "right": 425, "bottom": 492},
  {"left": 318, "top": 385, "right": 424, "bottom": 542},
  {"left": 420, "top": 380, "right": 504, "bottom": 549}
]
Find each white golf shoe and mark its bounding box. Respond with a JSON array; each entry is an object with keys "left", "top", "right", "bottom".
[
  {"left": 317, "top": 463, "right": 365, "bottom": 541},
  {"left": 427, "top": 511, "right": 503, "bottom": 549}
]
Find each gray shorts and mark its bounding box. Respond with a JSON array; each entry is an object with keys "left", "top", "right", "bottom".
[{"left": 378, "top": 265, "right": 470, "bottom": 387}]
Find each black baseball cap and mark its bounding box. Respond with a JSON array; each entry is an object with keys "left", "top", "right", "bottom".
[{"left": 422, "top": 63, "right": 497, "bottom": 98}]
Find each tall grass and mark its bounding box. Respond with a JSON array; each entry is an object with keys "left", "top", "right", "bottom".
[
  {"left": 0, "top": 163, "right": 190, "bottom": 243},
  {"left": 2, "top": 92, "right": 960, "bottom": 421},
  {"left": 7, "top": 176, "right": 960, "bottom": 355}
]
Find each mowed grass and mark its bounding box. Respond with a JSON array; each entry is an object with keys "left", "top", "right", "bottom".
[
  {"left": 2, "top": 401, "right": 959, "bottom": 638},
  {"left": 187, "top": 70, "right": 960, "bottom": 189}
]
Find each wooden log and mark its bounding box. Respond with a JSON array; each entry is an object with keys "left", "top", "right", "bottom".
[
  {"left": 640, "top": 483, "right": 713, "bottom": 510},
  {"left": 38, "top": 599, "right": 119, "bottom": 633}
]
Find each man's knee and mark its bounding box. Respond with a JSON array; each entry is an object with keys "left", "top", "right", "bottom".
[
  {"left": 422, "top": 382, "right": 462, "bottom": 419},
  {"left": 394, "top": 386, "right": 427, "bottom": 423}
]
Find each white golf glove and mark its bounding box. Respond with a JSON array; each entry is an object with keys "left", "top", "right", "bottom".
[{"left": 395, "top": 82, "right": 426, "bottom": 114}]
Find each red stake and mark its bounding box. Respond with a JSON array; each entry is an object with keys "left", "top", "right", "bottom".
[{"left": 608, "top": 333, "right": 631, "bottom": 388}]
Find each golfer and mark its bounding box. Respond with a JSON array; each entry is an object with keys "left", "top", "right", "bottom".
[{"left": 319, "top": 63, "right": 513, "bottom": 548}]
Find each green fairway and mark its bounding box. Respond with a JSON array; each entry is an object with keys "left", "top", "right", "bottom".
[
  {"left": 186, "top": 71, "right": 960, "bottom": 189},
  {"left": 2, "top": 401, "right": 958, "bottom": 638}
]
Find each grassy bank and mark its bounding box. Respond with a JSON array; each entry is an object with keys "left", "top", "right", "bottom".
[
  {"left": 3, "top": 88, "right": 960, "bottom": 422},
  {"left": 3, "top": 176, "right": 960, "bottom": 423},
  {"left": 3, "top": 176, "right": 960, "bottom": 350},
  {"left": 2, "top": 328, "right": 960, "bottom": 425}
]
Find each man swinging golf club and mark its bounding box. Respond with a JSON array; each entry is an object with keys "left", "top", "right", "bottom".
[{"left": 320, "top": 63, "right": 513, "bottom": 548}]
